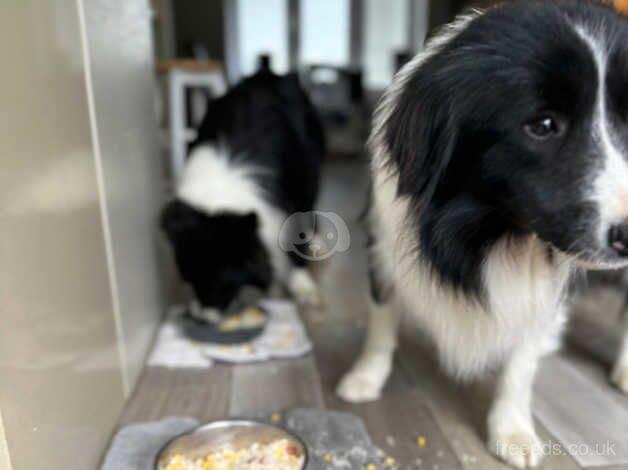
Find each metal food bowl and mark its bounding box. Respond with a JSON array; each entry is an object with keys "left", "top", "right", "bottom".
[{"left": 155, "top": 420, "right": 307, "bottom": 469}]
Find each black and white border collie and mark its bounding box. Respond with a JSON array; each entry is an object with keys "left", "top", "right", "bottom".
[
  {"left": 337, "top": 1, "right": 628, "bottom": 467},
  {"left": 161, "top": 70, "right": 325, "bottom": 319}
]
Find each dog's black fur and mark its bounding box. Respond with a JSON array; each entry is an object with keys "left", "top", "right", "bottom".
[
  {"left": 192, "top": 70, "right": 325, "bottom": 220},
  {"left": 382, "top": 0, "right": 628, "bottom": 297},
  {"left": 162, "top": 70, "right": 325, "bottom": 311}
]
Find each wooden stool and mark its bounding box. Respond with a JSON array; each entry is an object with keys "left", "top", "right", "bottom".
[{"left": 157, "top": 60, "right": 227, "bottom": 180}]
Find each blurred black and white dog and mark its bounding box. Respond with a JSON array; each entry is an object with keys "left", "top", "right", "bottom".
[
  {"left": 337, "top": 1, "right": 628, "bottom": 467},
  {"left": 161, "top": 70, "right": 325, "bottom": 319}
]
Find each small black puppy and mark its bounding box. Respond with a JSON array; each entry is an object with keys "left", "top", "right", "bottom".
[{"left": 161, "top": 70, "right": 325, "bottom": 319}]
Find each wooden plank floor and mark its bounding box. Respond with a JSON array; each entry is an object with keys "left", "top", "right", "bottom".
[{"left": 115, "top": 160, "right": 628, "bottom": 469}]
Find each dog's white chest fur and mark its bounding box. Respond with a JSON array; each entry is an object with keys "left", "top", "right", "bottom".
[{"left": 371, "top": 163, "right": 571, "bottom": 379}]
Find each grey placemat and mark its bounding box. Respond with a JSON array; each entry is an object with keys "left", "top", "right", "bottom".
[
  {"left": 101, "top": 417, "right": 199, "bottom": 470},
  {"left": 102, "top": 409, "right": 390, "bottom": 469},
  {"left": 281, "top": 408, "right": 388, "bottom": 469}
]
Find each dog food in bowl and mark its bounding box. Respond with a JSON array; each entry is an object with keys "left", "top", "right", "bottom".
[
  {"left": 156, "top": 420, "right": 306, "bottom": 470},
  {"left": 182, "top": 306, "right": 269, "bottom": 344},
  {"left": 159, "top": 438, "right": 303, "bottom": 470},
  {"left": 218, "top": 307, "right": 266, "bottom": 332}
]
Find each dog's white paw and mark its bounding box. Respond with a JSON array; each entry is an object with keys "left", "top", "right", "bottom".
[
  {"left": 337, "top": 354, "right": 391, "bottom": 403},
  {"left": 489, "top": 429, "right": 544, "bottom": 468},
  {"left": 288, "top": 269, "right": 321, "bottom": 307},
  {"left": 611, "top": 361, "right": 628, "bottom": 393},
  {"left": 336, "top": 370, "right": 383, "bottom": 403}
]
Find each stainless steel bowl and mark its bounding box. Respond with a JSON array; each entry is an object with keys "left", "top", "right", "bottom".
[{"left": 155, "top": 420, "right": 307, "bottom": 469}]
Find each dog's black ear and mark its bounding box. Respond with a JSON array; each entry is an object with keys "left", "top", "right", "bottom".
[
  {"left": 160, "top": 200, "right": 202, "bottom": 242},
  {"left": 240, "top": 212, "right": 258, "bottom": 232},
  {"left": 247, "top": 242, "right": 273, "bottom": 289},
  {"left": 384, "top": 70, "right": 458, "bottom": 200}
]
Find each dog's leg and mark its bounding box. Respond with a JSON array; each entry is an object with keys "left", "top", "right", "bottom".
[
  {"left": 337, "top": 248, "right": 399, "bottom": 402},
  {"left": 488, "top": 303, "right": 567, "bottom": 468},
  {"left": 280, "top": 239, "right": 322, "bottom": 307},
  {"left": 287, "top": 267, "right": 321, "bottom": 306},
  {"left": 336, "top": 298, "right": 400, "bottom": 402},
  {"left": 488, "top": 339, "right": 547, "bottom": 468},
  {"left": 611, "top": 304, "right": 628, "bottom": 393}
]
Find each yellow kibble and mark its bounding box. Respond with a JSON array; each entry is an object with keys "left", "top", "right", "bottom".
[
  {"left": 366, "top": 464, "right": 378, "bottom": 470},
  {"left": 159, "top": 438, "right": 303, "bottom": 470},
  {"left": 416, "top": 435, "right": 426, "bottom": 448},
  {"left": 323, "top": 452, "right": 332, "bottom": 461},
  {"left": 219, "top": 316, "right": 240, "bottom": 332},
  {"left": 164, "top": 454, "right": 185, "bottom": 470},
  {"left": 271, "top": 412, "right": 282, "bottom": 422},
  {"left": 385, "top": 456, "right": 395, "bottom": 465}
]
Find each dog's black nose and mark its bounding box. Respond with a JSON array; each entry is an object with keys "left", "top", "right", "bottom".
[{"left": 609, "top": 223, "right": 628, "bottom": 256}]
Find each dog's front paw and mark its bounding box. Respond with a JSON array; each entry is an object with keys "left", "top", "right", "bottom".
[
  {"left": 288, "top": 269, "right": 321, "bottom": 307},
  {"left": 489, "top": 429, "right": 544, "bottom": 468},
  {"left": 611, "top": 361, "right": 628, "bottom": 393},
  {"left": 336, "top": 370, "right": 383, "bottom": 403}
]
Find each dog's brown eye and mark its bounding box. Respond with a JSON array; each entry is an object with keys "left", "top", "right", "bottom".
[{"left": 524, "top": 115, "right": 564, "bottom": 140}]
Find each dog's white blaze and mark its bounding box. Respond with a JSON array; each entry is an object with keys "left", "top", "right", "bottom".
[
  {"left": 575, "top": 26, "right": 628, "bottom": 245},
  {"left": 177, "top": 144, "right": 289, "bottom": 279}
]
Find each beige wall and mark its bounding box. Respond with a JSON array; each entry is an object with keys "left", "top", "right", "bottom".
[
  {"left": 81, "top": 0, "right": 164, "bottom": 392},
  {"left": 0, "top": 1, "right": 163, "bottom": 469}
]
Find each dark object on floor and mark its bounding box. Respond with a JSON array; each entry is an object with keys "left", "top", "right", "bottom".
[{"left": 181, "top": 306, "right": 268, "bottom": 344}]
